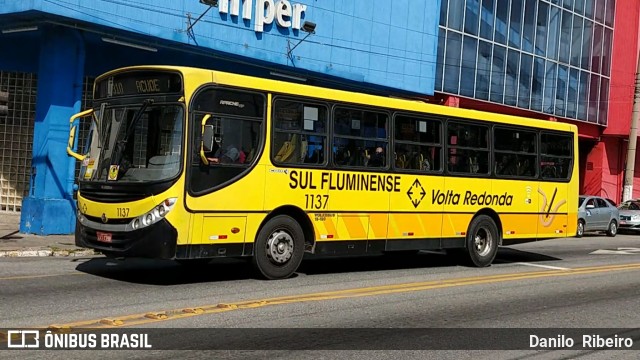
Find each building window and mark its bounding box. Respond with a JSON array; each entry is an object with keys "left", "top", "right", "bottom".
[
  {"left": 480, "top": 0, "right": 496, "bottom": 41},
  {"left": 444, "top": 31, "right": 462, "bottom": 94},
  {"left": 436, "top": 0, "right": 613, "bottom": 124},
  {"left": 490, "top": 45, "right": 506, "bottom": 103},
  {"left": 461, "top": 36, "right": 478, "bottom": 97}
]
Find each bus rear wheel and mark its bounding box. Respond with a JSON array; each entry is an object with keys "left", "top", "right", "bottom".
[
  {"left": 252, "top": 215, "right": 305, "bottom": 280},
  {"left": 460, "top": 215, "right": 499, "bottom": 267}
]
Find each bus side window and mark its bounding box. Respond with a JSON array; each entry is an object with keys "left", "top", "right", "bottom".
[
  {"left": 332, "top": 106, "right": 388, "bottom": 169},
  {"left": 273, "top": 99, "right": 328, "bottom": 166},
  {"left": 393, "top": 115, "right": 442, "bottom": 172},
  {"left": 541, "top": 133, "right": 573, "bottom": 180}
]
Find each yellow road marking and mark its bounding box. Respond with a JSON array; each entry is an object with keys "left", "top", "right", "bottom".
[
  {"left": 0, "top": 272, "right": 84, "bottom": 281},
  {"left": 9, "top": 262, "right": 640, "bottom": 332}
]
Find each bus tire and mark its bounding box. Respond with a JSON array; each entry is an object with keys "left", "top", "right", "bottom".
[
  {"left": 461, "top": 215, "right": 499, "bottom": 267},
  {"left": 252, "top": 215, "right": 305, "bottom": 280}
]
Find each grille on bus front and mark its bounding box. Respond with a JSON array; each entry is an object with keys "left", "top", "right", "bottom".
[
  {"left": 84, "top": 215, "right": 131, "bottom": 225},
  {"left": 79, "top": 189, "right": 147, "bottom": 203}
]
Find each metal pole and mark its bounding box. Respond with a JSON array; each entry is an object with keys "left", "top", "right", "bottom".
[{"left": 623, "top": 48, "right": 640, "bottom": 202}]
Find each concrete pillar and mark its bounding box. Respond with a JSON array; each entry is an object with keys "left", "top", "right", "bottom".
[{"left": 20, "top": 27, "right": 85, "bottom": 235}]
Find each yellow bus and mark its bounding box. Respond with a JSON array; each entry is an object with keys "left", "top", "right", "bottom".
[{"left": 67, "top": 65, "right": 578, "bottom": 279}]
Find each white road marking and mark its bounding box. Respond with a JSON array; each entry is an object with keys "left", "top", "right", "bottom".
[
  {"left": 591, "top": 247, "right": 640, "bottom": 255},
  {"left": 514, "top": 262, "right": 571, "bottom": 270}
]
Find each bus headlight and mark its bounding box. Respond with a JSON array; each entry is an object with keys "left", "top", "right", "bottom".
[{"left": 127, "top": 198, "right": 177, "bottom": 231}]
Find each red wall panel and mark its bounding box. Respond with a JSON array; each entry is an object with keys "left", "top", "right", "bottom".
[{"left": 605, "top": 0, "right": 640, "bottom": 136}]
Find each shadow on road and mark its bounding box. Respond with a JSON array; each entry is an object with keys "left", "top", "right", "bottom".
[
  {"left": 493, "top": 247, "right": 561, "bottom": 264},
  {"left": 75, "top": 246, "right": 561, "bottom": 285},
  {"left": 299, "top": 251, "right": 457, "bottom": 276},
  {"left": 75, "top": 257, "right": 256, "bottom": 285}
]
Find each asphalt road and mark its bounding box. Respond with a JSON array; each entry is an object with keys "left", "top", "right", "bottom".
[{"left": 2, "top": 233, "right": 640, "bottom": 359}]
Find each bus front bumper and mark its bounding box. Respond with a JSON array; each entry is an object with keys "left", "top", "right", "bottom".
[{"left": 75, "top": 218, "right": 177, "bottom": 259}]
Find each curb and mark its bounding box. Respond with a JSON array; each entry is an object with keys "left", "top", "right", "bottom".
[{"left": 0, "top": 248, "right": 97, "bottom": 257}]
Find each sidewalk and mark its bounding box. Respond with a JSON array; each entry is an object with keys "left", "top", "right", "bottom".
[{"left": 0, "top": 212, "right": 95, "bottom": 257}]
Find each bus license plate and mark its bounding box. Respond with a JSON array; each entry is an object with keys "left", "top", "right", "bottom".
[{"left": 96, "top": 231, "right": 112, "bottom": 243}]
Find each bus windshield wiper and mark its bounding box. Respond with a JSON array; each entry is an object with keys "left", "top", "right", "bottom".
[{"left": 111, "top": 99, "right": 154, "bottom": 168}]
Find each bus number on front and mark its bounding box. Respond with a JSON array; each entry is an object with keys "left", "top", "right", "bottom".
[
  {"left": 305, "top": 194, "right": 328, "bottom": 210},
  {"left": 117, "top": 207, "right": 130, "bottom": 218}
]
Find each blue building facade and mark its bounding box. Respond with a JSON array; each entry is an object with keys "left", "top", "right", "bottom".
[{"left": 0, "top": 0, "right": 441, "bottom": 234}]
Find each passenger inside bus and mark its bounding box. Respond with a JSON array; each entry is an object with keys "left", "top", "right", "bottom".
[
  {"left": 496, "top": 154, "right": 518, "bottom": 176},
  {"left": 207, "top": 137, "right": 245, "bottom": 164},
  {"left": 366, "top": 146, "right": 385, "bottom": 167}
]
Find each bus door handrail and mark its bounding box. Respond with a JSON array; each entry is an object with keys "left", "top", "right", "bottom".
[{"left": 200, "top": 114, "right": 212, "bottom": 165}]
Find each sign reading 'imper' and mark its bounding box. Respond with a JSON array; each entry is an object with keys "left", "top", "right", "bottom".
[{"left": 219, "top": 0, "right": 308, "bottom": 32}]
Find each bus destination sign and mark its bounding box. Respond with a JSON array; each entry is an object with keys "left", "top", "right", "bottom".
[{"left": 94, "top": 71, "right": 183, "bottom": 99}]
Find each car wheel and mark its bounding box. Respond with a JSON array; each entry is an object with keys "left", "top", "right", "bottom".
[
  {"left": 606, "top": 220, "right": 617, "bottom": 237},
  {"left": 576, "top": 220, "right": 584, "bottom": 238},
  {"left": 252, "top": 215, "right": 305, "bottom": 280}
]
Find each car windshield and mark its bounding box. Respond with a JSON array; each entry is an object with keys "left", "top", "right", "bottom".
[
  {"left": 79, "top": 104, "right": 184, "bottom": 182},
  {"left": 618, "top": 201, "right": 640, "bottom": 211}
]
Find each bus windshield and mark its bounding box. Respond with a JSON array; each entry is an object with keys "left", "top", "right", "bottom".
[{"left": 80, "top": 103, "right": 184, "bottom": 183}]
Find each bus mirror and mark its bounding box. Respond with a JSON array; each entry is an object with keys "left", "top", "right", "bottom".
[{"left": 67, "top": 109, "right": 93, "bottom": 161}]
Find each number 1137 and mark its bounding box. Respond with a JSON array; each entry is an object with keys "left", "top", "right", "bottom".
[{"left": 305, "top": 194, "right": 328, "bottom": 210}]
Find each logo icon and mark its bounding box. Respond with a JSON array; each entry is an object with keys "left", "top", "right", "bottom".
[
  {"left": 101, "top": 213, "right": 108, "bottom": 224},
  {"left": 7, "top": 330, "right": 40, "bottom": 348},
  {"left": 538, "top": 187, "right": 566, "bottom": 227},
  {"left": 108, "top": 165, "right": 119, "bottom": 181},
  {"left": 407, "top": 179, "right": 426, "bottom": 208}
]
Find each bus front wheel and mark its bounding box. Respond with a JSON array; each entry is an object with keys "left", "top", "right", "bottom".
[
  {"left": 460, "top": 215, "right": 499, "bottom": 267},
  {"left": 252, "top": 215, "right": 305, "bottom": 280}
]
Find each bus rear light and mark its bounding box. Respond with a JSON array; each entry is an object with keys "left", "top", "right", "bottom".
[
  {"left": 209, "top": 235, "right": 228, "bottom": 240},
  {"left": 231, "top": 227, "right": 240, "bottom": 234},
  {"left": 403, "top": 232, "right": 414, "bottom": 236},
  {"left": 506, "top": 231, "right": 516, "bottom": 235},
  {"left": 555, "top": 230, "right": 564, "bottom": 233},
  {"left": 320, "top": 234, "right": 334, "bottom": 239}
]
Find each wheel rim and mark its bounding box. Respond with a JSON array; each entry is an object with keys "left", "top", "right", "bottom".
[
  {"left": 474, "top": 226, "right": 493, "bottom": 257},
  {"left": 610, "top": 222, "right": 617, "bottom": 234},
  {"left": 578, "top": 222, "right": 584, "bottom": 235},
  {"left": 265, "top": 229, "right": 294, "bottom": 265}
]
